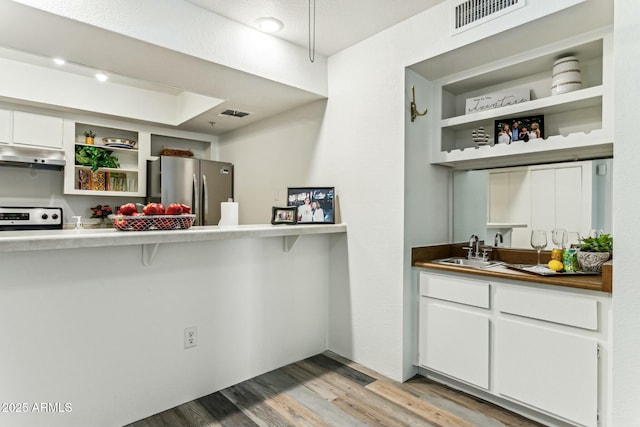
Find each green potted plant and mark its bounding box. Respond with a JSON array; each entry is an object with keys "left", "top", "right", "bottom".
[
  {"left": 84, "top": 130, "right": 96, "bottom": 145},
  {"left": 75, "top": 145, "right": 120, "bottom": 172},
  {"left": 577, "top": 233, "right": 613, "bottom": 272}
]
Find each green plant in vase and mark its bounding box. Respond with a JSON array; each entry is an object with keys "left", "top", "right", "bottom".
[
  {"left": 75, "top": 145, "right": 120, "bottom": 172},
  {"left": 577, "top": 233, "right": 612, "bottom": 272},
  {"left": 83, "top": 130, "right": 96, "bottom": 145}
]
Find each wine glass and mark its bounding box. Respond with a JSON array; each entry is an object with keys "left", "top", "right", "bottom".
[
  {"left": 551, "top": 228, "right": 567, "bottom": 249},
  {"left": 530, "top": 230, "right": 548, "bottom": 266},
  {"left": 566, "top": 231, "right": 581, "bottom": 248}
]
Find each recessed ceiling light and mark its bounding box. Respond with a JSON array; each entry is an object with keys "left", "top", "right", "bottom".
[
  {"left": 255, "top": 17, "right": 284, "bottom": 33},
  {"left": 52, "top": 57, "right": 66, "bottom": 66},
  {"left": 95, "top": 72, "right": 108, "bottom": 82}
]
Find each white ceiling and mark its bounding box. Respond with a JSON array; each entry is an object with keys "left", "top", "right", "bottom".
[
  {"left": 187, "top": 0, "right": 446, "bottom": 56},
  {"left": 0, "top": 0, "right": 445, "bottom": 136}
]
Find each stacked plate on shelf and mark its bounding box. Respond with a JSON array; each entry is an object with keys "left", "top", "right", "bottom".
[
  {"left": 102, "top": 138, "right": 137, "bottom": 149},
  {"left": 551, "top": 56, "right": 582, "bottom": 96}
]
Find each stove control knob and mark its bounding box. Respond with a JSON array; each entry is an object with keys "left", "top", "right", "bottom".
[
  {"left": 41, "top": 213, "right": 48, "bottom": 220},
  {"left": 52, "top": 214, "right": 59, "bottom": 220}
]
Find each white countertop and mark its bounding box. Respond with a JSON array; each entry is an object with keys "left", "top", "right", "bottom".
[{"left": 0, "top": 223, "right": 347, "bottom": 253}]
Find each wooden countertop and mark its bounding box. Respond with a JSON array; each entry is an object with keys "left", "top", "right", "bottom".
[{"left": 412, "top": 243, "right": 612, "bottom": 293}]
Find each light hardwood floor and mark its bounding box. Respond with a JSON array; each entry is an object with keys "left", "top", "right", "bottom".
[{"left": 126, "top": 352, "right": 543, "bottom": 427}]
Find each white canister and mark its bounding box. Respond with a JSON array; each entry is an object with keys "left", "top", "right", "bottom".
[{"left": 552, "top": 56, "right": 581, "bottom": 96}]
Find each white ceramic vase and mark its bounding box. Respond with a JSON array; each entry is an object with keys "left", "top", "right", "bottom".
[{"left": 551, "top": 56, "right": 582, "bottom": 96}]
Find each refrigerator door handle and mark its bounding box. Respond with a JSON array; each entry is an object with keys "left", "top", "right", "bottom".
[
  {"left": 192, "top": 174, "right": 199, "bottom": 226},
  {"left": 202, "top": 174, "right": 209, "bottom": 224}
]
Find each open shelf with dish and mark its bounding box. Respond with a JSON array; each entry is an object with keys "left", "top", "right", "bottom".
[
  {"left": 426, "top": 28, "right": 613, "bottom": 169},
  {"left": 63, "top": 122, "right": 147, "bottom": 196}
]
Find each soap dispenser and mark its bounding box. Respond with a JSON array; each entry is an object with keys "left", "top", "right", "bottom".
[{"left": 72, "top": 216, "right": 83, "bottom": 230}]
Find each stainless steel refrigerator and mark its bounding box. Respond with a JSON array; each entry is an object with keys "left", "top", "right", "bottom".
[{"left": 147, "top": 156, "right": 233, "bottom": 225}]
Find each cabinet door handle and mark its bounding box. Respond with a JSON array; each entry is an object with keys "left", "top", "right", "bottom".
[
  {"left": 202, "top": 174, "right": 209, "bottom": 225},
  {"left": 192, "top": 174, "right": 199, "bottom": 226}
]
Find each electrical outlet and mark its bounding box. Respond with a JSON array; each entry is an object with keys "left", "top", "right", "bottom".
[{"left": 184, "top": 326, "right": 198, "bottom": 349}]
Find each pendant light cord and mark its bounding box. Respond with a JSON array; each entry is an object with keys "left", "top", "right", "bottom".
[{"left": 308, "top": 0, "right": 316, "bottom": 63}]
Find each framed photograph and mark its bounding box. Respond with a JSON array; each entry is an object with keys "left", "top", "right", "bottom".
[
  {"left": 287, "top": 187, "right": 335, "bottom": 224},
  {"left": 271, "top": 206, "right": 297, "bottom": 225},
  {"left": 494, "top": 115, "right": 544, "bottom": 145}
]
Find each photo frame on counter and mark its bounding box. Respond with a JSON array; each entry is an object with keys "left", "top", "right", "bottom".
[
  {"left": 495, "top": 115, "right": 544, "bottom": 145},
  {"left": 271, "top": 206, "right": 297, "bottom": 225},
  {"left": 287, "top": 187, "right": 335, "bottom": 224}
]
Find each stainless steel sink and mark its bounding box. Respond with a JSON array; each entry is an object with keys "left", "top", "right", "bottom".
[{"left": 432, "top": 257, "right": 504, "bottom": 269}]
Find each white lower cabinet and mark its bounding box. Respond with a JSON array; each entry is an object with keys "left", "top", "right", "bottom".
[
  {"left": 419, "top": 299, "right": 490, "bottom": 389},
  {"left": 418, "top": 273, "right": 490, "bottom": 389},
  {"left": 495, "top": 318, "right": 598, "bottom": 427},
  {"left": 417, "top": 271, "right": 610, "bottom": 427}
]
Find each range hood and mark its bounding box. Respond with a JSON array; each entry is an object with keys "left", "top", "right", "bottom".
[{"left": 0, "top": 145, "right": 65, "bottom": 170}]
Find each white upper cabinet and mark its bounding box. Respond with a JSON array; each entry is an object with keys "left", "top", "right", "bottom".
[
  {"left": 12, "top": 111, "right": 64, "bottom": 149},
  {"left": 422, "top": 28, "right": 613, "bottom": 169},
  {"left": 487, "top": 160, "right": 593, "bottom": 247},
  {"left": 0, "top": 109, "right": 11, "bottom": 143}
]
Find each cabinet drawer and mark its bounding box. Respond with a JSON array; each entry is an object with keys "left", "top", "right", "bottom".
[
  {"left": 419, "top": 272, "right": 490, "bottom": 309},
  {"left": 495, "top": 287, "right": 598, "bottom": 330}
]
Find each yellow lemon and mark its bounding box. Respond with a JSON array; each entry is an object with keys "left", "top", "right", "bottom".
[{"left": 548, "top": 260, "right": 563, "bottom": 272}]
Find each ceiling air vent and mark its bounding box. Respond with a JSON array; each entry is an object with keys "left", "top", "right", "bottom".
[
  {"left": 452, "top": 0, "right": 525, "bottom": 35},
  {"left": 219, "top": 109, "right": 251, "bottom": 118}
]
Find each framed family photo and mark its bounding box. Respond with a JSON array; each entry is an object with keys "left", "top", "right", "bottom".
[
  {"left": 271, "top": 206, "right": 297, "bottom": 225},
  {"left": 495, "top": 115, "right": 544, "bottom": 145},
  {"left": 287, "top": 187, "right": 335, "bottom": 224}
]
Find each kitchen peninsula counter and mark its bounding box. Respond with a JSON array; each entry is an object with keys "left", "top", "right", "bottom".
[
  {"left": 1, "top": 223, "right": 348, "bottom": 427},
  {"left": 413, "top": 243, "right": 612, "bottom": 293},
  {"left": 0, "top": 223, "right": 347, "bottom": 253}
]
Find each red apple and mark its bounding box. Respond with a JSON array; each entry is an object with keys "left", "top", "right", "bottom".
[
  {"left": 112, "top": 217, "right": 128, "bottom": 230},
  {"left": 166, "top": 203, "right": 183, "bottom": 215},
  {"left": 119, "top": 203, "right": 137, "bottom": 216},
  {"left": 130, "top": 212, "right": 151, "bottom": 231},
  {"left": 179, "top": 203, "right": 192, "bottom": 214},
  {"left": 142, "top": 203, "right": 165, "bottom": 216},
  {"left": 154, "top": 217, "right": 174, "bottom": 230}
]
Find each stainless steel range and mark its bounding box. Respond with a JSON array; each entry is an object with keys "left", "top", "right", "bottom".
[{"left": 0, "top": 207, "right": 63, "bottom": 231}]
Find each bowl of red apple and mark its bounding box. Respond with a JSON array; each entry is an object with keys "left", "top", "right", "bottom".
[{"left": 109, "top": 202, "right": 195, "bottom": 231}]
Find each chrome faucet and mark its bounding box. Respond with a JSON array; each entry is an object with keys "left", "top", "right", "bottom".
[
  {"left": 471, "top": 234, "right": 480, "bottom": 256},
  {"left": 463, "top": 234, "right": 492, "bottom": 261},
  {"left": 463, "top": 234, "right": 480, "bottom": 259},
  {"left": 494, "top": 232, "right": 503, "bottom": 247}
]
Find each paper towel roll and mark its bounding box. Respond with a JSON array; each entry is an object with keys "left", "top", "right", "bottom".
[{"left": 218, "top": 202, "right": 238, "bottom": 226}]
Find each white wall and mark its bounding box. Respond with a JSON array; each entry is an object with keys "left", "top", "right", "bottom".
[
  {"left": 216, "top": 0, "right": 600, "bottom": 382},
  {"left": 612, "top": 0, "right": 640, "bottom": 425},
  {"left": 0, "top": 235, "right": 334, "bottom": 427},
  {"left": 310, "top": 0, "right": 591, "bottom": 381},
  {"left": 0, "top": 166, "right": 142, "bottom": 225},
  {"left": 404, "top": 69, "right": 451, "bottom": 378},
  {"left": 218, "top": 100, "right": 327, "bottom": 224}
]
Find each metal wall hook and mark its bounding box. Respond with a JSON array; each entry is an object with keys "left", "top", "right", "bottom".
[{"left": 410, "top": 85, "right": 428, "bottom": 122}]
